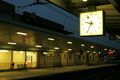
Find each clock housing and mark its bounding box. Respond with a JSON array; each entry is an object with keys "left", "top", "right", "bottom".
[{"left": 80, "top": 10, "right": 104, "bottom": 36}]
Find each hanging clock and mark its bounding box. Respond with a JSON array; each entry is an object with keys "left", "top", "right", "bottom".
[{"left": 80, "top": 10, "right": 104, "bottom": 36}]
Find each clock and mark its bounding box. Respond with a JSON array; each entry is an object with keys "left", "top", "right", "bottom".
[{"left": 80, "top": 10, "right": 104, "bottom": 36}]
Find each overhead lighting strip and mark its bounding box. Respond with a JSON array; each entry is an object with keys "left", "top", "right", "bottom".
[
  {"left": 8, "top": 42, "right": 16, "bottom": 45},
  {"left": 17, "top": 32, "right": 27, "bottom": 36}
]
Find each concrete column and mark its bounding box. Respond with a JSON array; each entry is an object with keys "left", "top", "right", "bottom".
[{"left": 36, "top": 51, "right": 41, "bottom": 68}]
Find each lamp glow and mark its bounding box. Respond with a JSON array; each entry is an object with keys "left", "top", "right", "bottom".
[
  {"left": 83, "top": 0, "right": 87, "bottom": 2},
  {"left": 48, "top": 38, "right": 55, "bottom": 41},
  {"left": 43, "top": 52, "right": 48, "bottom": 55},
  {"left": 68, "top": 49, "right": 72, "bottom": 51},
  {"left": 81, "top": 44, "right": 85, "bottom": 46},
  {"left": 17, "top": 32, "right": 27, "bottom": 36},
  {"left": 86, "top": 51, "right": 90, "bottom": 53},
  {"left": 35, "top": 45, "right": 42, "bottom": 48},
  {"left": 8, "top": 42, "right": 16, "bottom": 45},
  {"left": 54, "top": 47, "right": 59, "bottom": 50},
  {"left": 67, "top": 41, "right": 72, "bottom": 44},
  {"left": 90, "top": 46, "right": 94, "bottom": 48}
]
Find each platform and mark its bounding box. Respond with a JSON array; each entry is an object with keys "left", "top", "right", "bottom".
[{"left": 0, "top": 64, "right": 117, "bottom": 80}]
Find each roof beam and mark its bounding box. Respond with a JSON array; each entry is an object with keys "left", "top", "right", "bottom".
[{"left": 109, "top": 0, "right": 120, "bottom": 13}]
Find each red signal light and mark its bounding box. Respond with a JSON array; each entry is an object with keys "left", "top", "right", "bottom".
[{"left": 108, "top": 51, "right": 113, "bottom": 55}]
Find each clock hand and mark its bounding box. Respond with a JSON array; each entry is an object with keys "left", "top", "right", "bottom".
[
  {"left": 86, "top": 21, "right": 93, "bottom": 33},
  {"left": 87, "top": 23, "right": 91, "bottom": 33}
]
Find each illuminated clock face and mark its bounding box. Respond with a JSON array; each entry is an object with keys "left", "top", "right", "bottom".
[{"left": 80, "top": 10, "right": 103, "bottom": 36}]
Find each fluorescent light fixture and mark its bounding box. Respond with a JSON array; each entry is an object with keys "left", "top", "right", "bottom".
[
  {"left": 54, "top": 47, "right": 59, "bottom": 50},
  {"left": 48, "top": 38, "right": 55, "bottom": 41},
  {"left": 83, "top": 0, "right": 87, "bottom": 2},
  {"left": 17, "top": 32, "right": 27, "bottom": 36},
  {"left": 43, "top": 52, "right": 48, "bottom": 55},
  {"left": 68, "top": 49, "right": 72, "bottom": 51},
  {"left": 116, "top": 35, "right": 120, "bottom": 39},
  {"left": 98, "top": 52, "right": 101, "bottom": 54},
  {"left": 0, "top": 50, "right": 9, "bottom": 52},
  {"left": 8, "top": 42, "right": 16, "bottom": 45},
  {"left": 113, "top": 50, "right": 115, "bottom": 52},
  {"left": 104, "top": 48, "right": 107, "bottom": 51},
  {"left": 81, "top": 44, "right": 85, "bottom": 46},
  {"left": 93, "top": 51, "right": 96, "bottom": 53},
  {"left": 67, "top": 41, "right": 72, "bottom": 44},
  {"left": 90, "top": 46, "right": 94, "bottom": 48},
  {"left": 35, "top": 45, "right": 42, "bottom": 48},
  {"left": 86, "top": 51, "right": 90, "bottom": 53}
]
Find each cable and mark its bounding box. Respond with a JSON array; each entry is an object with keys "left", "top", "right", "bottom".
[{"left": 17, "top": 0, "right": 48, "bottom": 10}]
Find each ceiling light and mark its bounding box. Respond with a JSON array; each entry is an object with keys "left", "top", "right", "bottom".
[
  {"left": 17, "top": 32, "right": 27, "bottom": 36},
  {"left": 67, "top": 41, "right": 72, "bottom": 44},
  {"left": 86, "top": 51, "right": 90, "bottom": 53},
  {"left": 83, "top": 0, "right": 87, "bottom": 2},
  {"left": 8, "top": 42, "right": 16, "bottom": 45},
  {"left": 54, "top": 47, "right": 59, "bottom": 50},
  {"left": 48, "top": 38, "right": 55, "bottom": 41},
  {"left": 68, "top": 49, "right": 72, "bottom": 51},
  {"left": 43, "top": 52, "right": 48, "bottom": 55},
  {"left": 113, "top": 50, "right": 115, "bottom": 52},
  {"left": 35, "top": 45, "right": 42, "bottom": 48},
  {"left": 90, "top": 46, "right": 94, "bottom": 48},
  {"left": 98, "top": 52, "right": 101, "bottom": 54},
  {"left": 81, "top": 44, "right": 85, "bottom": 46},
  {"left": 116, "top": 35, "right": 120, "bottom": 39},
  {"left": 104, "top": 48, "right": 107, "bottom": 51}
]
